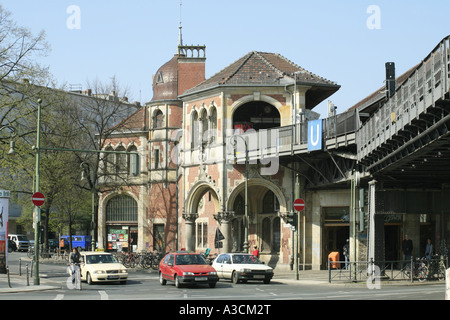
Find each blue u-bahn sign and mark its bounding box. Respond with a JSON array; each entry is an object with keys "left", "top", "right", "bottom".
[{"left": 308, "top": 120, "right": 322, "bottom": 152}]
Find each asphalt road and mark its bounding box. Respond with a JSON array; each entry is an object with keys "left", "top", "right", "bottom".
[{"left": 2, "top": 252, "right": 446, "bottom": 302}]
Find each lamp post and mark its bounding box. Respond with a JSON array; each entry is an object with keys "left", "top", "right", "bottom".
[
  {"left": 80, "top": 162, "right": 96, "bottom": 251},
  {"left": 230, "top": 135, "right": 249, "bottom": 253},
  {"left": 34, "top": 98, "right": 42, "bottom": 285}
]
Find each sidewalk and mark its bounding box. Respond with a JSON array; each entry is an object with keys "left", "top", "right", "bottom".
[{"left": 0, "top": 272, "right": 62, "bottom": 293}]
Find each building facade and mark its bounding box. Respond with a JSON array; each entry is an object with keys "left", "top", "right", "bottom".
[{"left": 97, "top": 36, "right": 450, "bottom": 271}]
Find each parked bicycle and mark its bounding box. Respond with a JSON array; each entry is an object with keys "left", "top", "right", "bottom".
[
  {"left": 404, "top": 257, "right": 428, "bottom": 282},
  {"left": 426, "top": 255, "right": 446, "bottom": 281},
  {"left": 121, "top": 251, "right": 136, "bottom": 268}
]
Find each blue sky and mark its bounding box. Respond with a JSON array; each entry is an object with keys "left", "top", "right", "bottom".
[{"left": 3, "top": 0, "right": 449, "bottom": 117}]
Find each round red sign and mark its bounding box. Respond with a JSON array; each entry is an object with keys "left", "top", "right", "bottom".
[
  {"left": 32, "top": 192, "right": 45, "bottom": 207},
  {"left": 294, "top": 198, "right": 305, "bottom": 212}
]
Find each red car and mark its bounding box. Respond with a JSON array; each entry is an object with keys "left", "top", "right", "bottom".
[{"left": 159, "top": 252, "right": 219, "bottom": 288}]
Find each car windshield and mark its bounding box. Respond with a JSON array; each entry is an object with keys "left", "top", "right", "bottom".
[
  {"left": 85, "top": 254, "right": 117, "bottom": 264},
  {"left": 175, "top": 254, "right": 208, "bottom": 265},
  {"left": 232, "top": 254, "right": 263, "bottom": 264},
  {"left": 17, "top": 236, "right": 28, "bottom": 241}
]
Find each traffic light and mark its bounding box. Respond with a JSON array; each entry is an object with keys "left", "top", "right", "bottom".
[{"left": 286, "top": 211, "right": 298, "bottom": 229}]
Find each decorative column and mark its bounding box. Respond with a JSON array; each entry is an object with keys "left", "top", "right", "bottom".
[
  {"left": 367, "top": 180, "right": 384, "bottom": 267},
  {"left": 182, "top": 211, "right": 198, "bottom": 252},
  {"left": 213, "top": 211, "right": 235, "bottom": 252}
]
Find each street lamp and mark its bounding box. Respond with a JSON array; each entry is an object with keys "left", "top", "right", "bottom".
[
  {"left": 0, "top": 124, "right": 17, "bottom": 156},
  {"left": 230, "top": 135, "right": 249, "bottom": 253}
]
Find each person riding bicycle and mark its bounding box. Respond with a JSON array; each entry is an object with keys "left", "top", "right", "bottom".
[{"left": 69, "top": 247, "right": 81, "bottom": 283}]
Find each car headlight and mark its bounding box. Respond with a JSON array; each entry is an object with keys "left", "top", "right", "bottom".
[
  {"left": 208, "top": 271, "right": 217, "bottom": 275},
  {"left": 182, "top": 272, "right": 194, "bottom": 276},
  {"left": 240, "top": 268, "right": 251, "bottom": 274},
  {"left": 120, "top": 269, "right": 127, "bottom": 274},
  {"left": 266, "top": 269, "right": 273, "bottom": 273},
  {"left": 94, "top": 270, "right": 106, "bottom": 274}
]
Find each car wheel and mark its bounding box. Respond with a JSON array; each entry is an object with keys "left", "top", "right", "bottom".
[
  {"left": 232, "top": 271, "right": 240, "bottom": 284},
  {"left": 159, "top": 272, "right": 167, "bottom": 285},
  {"left": 263, "top": 279, "right": 271, "bottom": 284},
  {"left": 175, "top": 275, "right": 182, "bottom": 288},
  {"left": 86, "top": 272, "right": 93, "bottom": 285},
  {"left": 120, "top": 280, "right": 127, "bottom": 285},
  {"left": 209, "top": 282, "right": 216, "bottom": 288}
]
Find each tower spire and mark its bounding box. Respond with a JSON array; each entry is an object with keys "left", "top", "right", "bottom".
[{"left": 177, "top": 0, "right": 183, "bottom": 48}]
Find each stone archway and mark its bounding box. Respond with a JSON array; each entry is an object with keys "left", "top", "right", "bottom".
[
  {"left": 183, "top": 181, "right": 221, "bottom": 252},
  {"left": 226, "top": 178, "right": 287, "bottom": 260}
]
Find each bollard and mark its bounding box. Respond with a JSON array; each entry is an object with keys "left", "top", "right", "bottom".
[
  {"left": 6, "top": 267, "right": 11, "bottom": 288},
  {"left": 19, "top": 259, "right": 21, "bottom": 276},
  {"left": 26, "top": 264, "right": 29, "bottom": 286}
]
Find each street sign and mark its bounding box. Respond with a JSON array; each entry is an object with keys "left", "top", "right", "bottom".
[
  {"left": 32, "top": 192, "right": 45, "bottom": 207},
  {"left": 307, "top": 119, "right": 322, "bottom": 151},
  {"left": 294, "top": 198, "right": 305, "bottom": 212}
]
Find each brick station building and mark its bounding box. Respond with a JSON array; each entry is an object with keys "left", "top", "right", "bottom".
[{"left": 97, "top": 40, "right": 340, "bottom": 271}]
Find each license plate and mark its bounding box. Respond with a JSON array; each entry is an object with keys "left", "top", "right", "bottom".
[
  {"left": 108, "top": 275, "right": 119, "bottom": 279},
  {"left": 195, "top": 277, "right": 208, "bottom": 281},
  {"left": 254, "top": 275, "right": 265, "bottom": 279}
]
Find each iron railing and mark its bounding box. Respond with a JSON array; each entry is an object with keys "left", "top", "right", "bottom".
[{"left": 357, "top": 35, "right": 450, "bottom": 162}]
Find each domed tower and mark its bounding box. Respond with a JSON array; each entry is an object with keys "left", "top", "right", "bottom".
[{"left": 146, "top": 40, "right": 206, "bottom": 252}]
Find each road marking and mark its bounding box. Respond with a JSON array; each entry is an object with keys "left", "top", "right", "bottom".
[
  {"left": 54, "top": 294, "right": 64, "bottom": 300},
  {"left": 99, "top": 291, "right": 108, "bottom": 300}
]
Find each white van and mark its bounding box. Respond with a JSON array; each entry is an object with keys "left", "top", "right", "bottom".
[{"left": 8, "top": 234, "right": 30, "bottom": 252}]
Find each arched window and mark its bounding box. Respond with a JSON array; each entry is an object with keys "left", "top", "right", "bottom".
[
  {"left": 191, "top": 110, "right": 199, "bottom": 149},
  {"left": 106, "top": 195, "right": 138, "bottom": 222},
  {"left": 210, "top": 107, "right": 217, "bottom": 143},
  {"left": 233, "top": 194, "right": 244, "bottom": 215},
  {"left": 262, "top": 190, "right": 280, "bottom": 213},
  {"left": 261, "top": 217, "right": 271, "bottom": 252},
  {"left": 104, "top": 146, "right": 114, "bottom": 174},
  {"left": 233, "top": 101, "right": 280, "bottom": 131},
  {"left": 115, "top": 145, "right": 127, "bottom": 174},
  {"left": 127, "top": 145, "right": 139, "bottom": 175},
  {"left": 200, "top": 109, "right": 208, "bottom": 147},
  {"left": 153, "top": 109, "right": 163, "bottom": 128},
  {"left": 272, "top": 217, "right": 281, "bottom": 253}
]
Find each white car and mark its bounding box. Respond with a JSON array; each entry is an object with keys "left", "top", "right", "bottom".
[
  {"left": 212, "top": 253, "right": 274, "bottom": 284},
  {"left": 80, "top": 252, "right": 128, "bottom": 285}
]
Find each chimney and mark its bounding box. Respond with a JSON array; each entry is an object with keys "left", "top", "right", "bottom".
[{"left": 385, "top": 62, "right": 396, "bottom": 99}]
